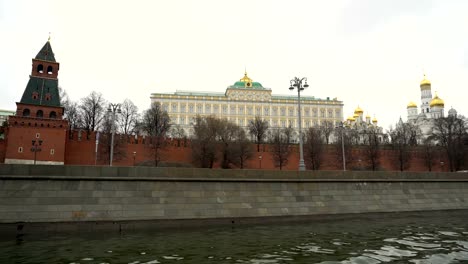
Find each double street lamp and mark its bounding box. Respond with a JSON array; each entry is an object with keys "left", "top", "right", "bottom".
[
  {"left": 108, "top": 103, "right": 121, "bottom": 166},
  {"left": 31, "top": 138, "right": 43, "bottom": 165},
  {"left": 289, "top": 77, "right": 309, "bottom": 171}
]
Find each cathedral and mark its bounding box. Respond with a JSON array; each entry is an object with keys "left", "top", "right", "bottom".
[{"left": 406, "top": 75, "right": 451, "bottom": 137}]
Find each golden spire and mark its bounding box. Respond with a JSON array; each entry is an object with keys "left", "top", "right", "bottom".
[
  {"left": 48, "top": 32, "right": 51, "bottom": 42},
  {"left": 240, "top": 69, "right": 253, "bottom": 88},
  {"left": 420, "top": 73, "right": 431, "bottom": 86}
]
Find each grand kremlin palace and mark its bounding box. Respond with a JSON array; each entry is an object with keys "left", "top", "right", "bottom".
[{"left": 150, "top": 72, "right": 344, "bottom": 139}]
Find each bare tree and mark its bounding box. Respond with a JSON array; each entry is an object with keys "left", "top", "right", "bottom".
[
  {"left": 421, "top": 138, "right": 437, "bottom": 171},
  {"left": 333, "top": 127, "right": 356, "bottom": 169},
  {"left": 388, "top": 121, "right": 420, "bottom": 171},
  {"left": 98, "top": 114, "right": 126, "bottom": 164},
  {"left": 430, "top": 115, "right": 468, "bottom": 171},
  {"left": 191, "top": 115, "right": 219, "bottom": 168},
  {"left": 65, "top": 101, "right": 83, "bottom": 130},
  {"left": 118, "top": 99, "right": 139, "bottom": 136},
  {"left": 304, "top": 127, "right": 325, "bottom": 170},
  {"left": 270, "top": 127, "right": 292, "bottom": 170},
  {"left": 248, "top": 116, "right": 269, "bottom": 152},
  {"left": 321, "top": 120, "right": 335, "bottom": 144},
  {"left": 361, "top": 126, "right": 381, "bottom": 171},
  {"left": 232, "top": 128, "right": 253, "bottom": 169},
  {"left": 141, "top": 102, "right": 171, "bottom": 166},
  {"left": 79, "top": 91, "right": 107, "bottom": 134},
  {"left": 170, "top": 124, "right": 187, "bottom": 147}
]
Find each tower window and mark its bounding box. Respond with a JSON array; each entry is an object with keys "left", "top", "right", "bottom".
[
  {"left": 50, "top": 149, "right": 55, "bottom": 155},
  {"left": 36, "top": 110, "right": 43, "bottom": 118},
  {"left": 23, "top": 109, "right": 30, "bottom": 117},
  {"left": 18, "top": 147, "right": 23, "bottom": 153},
  {"left": 47, "top": 66, "right": 53, "bottom": 74},
  {"left": 49, "top": 111, "right": 57, "bottom": 119},
  {"left": 32, "top": 92, "right": 39, "bottom": 100},
  {"left": 37, "top": 64, "right": 44, "bottom": 73}
]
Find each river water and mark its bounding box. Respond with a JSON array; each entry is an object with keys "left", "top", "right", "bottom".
[{"left": 1, "top": 210, "right": 468, "bottom": 264}]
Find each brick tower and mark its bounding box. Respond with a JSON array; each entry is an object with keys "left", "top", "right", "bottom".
[{"left": 5, "top": 38, "right": 68, "bottom": 164}]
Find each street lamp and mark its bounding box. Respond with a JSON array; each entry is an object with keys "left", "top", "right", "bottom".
[
  {"left": 289, "top": 77, "right": 308, "bottom": 171},
  {"left": 133, "top": 151, "right": 137, "bottom": 166},
  {"left": 259, "top": 155, "right": 262, "bottom": 169},
  {"left": 107, "top": 103, "right": 121, "bottom": 166},
  {"left": 31, "top": 138, "right": 43, "bottom": 165},
  {"left": 339, "top": 121, "right": 346, "bottom": 171}
]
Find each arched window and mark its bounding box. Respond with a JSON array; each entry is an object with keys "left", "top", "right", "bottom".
[
  {"left": 36, "top": 110, "right": 43, "bottom": 118},
  {"left": 49, "top": 111, "right": 57, "bottom": 119},
  {"left": 47, "top": 66, "right": 53, "bottom": 74},
  {"left": 37, "top": 64, "right": 44, "bottom": 73},
  {"left": 23, "top": 109, "right": 30, "bottom": 117}
]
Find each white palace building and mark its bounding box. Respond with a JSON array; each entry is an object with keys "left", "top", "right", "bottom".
[{"left": 150, "top": 72, "right": 344, "bottom": 138}]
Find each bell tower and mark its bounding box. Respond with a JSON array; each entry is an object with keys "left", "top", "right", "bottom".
[{"left": 4, "top": 38, "right": 68, "bottom": 165}]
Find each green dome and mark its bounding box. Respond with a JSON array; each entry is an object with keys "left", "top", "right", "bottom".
[
  {"left": 232, "top": 81, "right": 263, "bottom": 88},
  {"left": 230, "top": 71, "right": 264, "bottom": 88}
]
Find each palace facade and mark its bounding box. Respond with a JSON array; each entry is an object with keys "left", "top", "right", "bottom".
[{"left": 150, "top": 72, "right": 344, "bottom": 139}]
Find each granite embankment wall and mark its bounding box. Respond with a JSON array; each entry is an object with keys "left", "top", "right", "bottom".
[{"left": 1, "top": 164, "right": 468, "bottom": 229}]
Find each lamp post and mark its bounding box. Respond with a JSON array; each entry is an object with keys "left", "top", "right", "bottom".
[
  {"left": 107, "top": 103, "right": 121, "bottom": 166},
  {"left": 133, "top": 151, "right": 137, "bottom": 166},
  {"left": 31, "top": 138, "right": 43, "bottom": 165},
  {"left": 289, "top": 77, "right": 308, "bottom": 171},
  {"left": 339, "top": 122, "right": 346, "bottom": 171},
  {"left": 259, "top": 155, "right": 262, "bottom": 169}
]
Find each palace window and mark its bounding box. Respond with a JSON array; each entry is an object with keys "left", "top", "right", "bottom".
[
  {"left": 264, "top": 107, "right": 269, "bottom": 115},
  {"left": 247, "top": 107, "right": 253, "bottom": 115},
  {"left": 256, "top": 107, "right": 261, "bottom": 115},
  {"left": 281, "top": 120, "right": 286, "bottom": 127},
  {"left": 239, "top": 107, "right": 244, "bottom": 114},
  {"left": 163, "top": 104, "right": 168, "bottom": 111},
  {"left": 180, "top": 117, "right": 185, "bottom": 124},
  {"left": 335, "top": 109, "right": 340, "bottom": 118},
  {"left": 289, "top": 108, "right": 294, "bottom": 116},
  {"left": 223, "top": 106, "right": 228, "bottom": 114},
  {"left": 230, "top": 106, "right": 236, "bottom": 114},
  {"left": 321, "top": 110, "right": 325, "bottom": 118},
  {"left": 205, "top": 105, "right": 211, "bottom": 114},
  {"left": 313, "top": 109, "right": 317, "bottom": 117},
  {"left": 189, "top": 105, "right": 194, "bottom": 113},
  {"left": 197, "top": 105, "right": 202, "bottom": 113},
  {"left": 280, "top": 108, "right": 286, "bottom": 116},
  {"left": 214, "top": 105, "right": 219, "bottom": 113},
  {"left": 172, "top": 104, "right": 177, "bottom": 112},
  {"left": 239, "top": 119, "right": 244, "bottom": 126},
  {"left": 305, "top": 109, "right": 310, "bottom": 117},
  {"left": 272, "top": 108, "right": 277, "bottom": 116},
  {"left": 181, "top": 105, "right": 186, "bottom": 113}
]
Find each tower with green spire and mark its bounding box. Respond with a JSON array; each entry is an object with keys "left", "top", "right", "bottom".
[{"left": 5, "top": 38, "right": 68, "bottom": 165}]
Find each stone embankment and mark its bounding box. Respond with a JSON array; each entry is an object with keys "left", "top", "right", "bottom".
[{"left": 1, "top": 164, "right": 468, "bottom": 233}]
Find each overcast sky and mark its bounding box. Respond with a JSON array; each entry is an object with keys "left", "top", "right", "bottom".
[{"left": 1, "top": 0, "right": 467, "bottom": 130}]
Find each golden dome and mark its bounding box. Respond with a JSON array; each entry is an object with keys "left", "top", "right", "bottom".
[
  {"left": 372, "top": 117, "right": 378, "bottom": 123},
  {"left": 346, "top": 116, "right": 355, "bottom": 121},
  {"left": 430, "top": 93, "right": 444, "bottom": 107},
  {"left": 366, "top": 114, "right": 371, "bottom": 118},
  {"left": 420, "top": 74, "right": 431, "bottom": 87},
  {"left": 407, "top": 101, "right": 417, "bottom": 108},
  {"left": 240, "top": 71, "right": 253, "bottom": 87},
  {"left": 353, "top": 113, "right": 359, "bottom": 118},
  {"left": 354, "top": 106, "right": 364, "bottom": 114}
]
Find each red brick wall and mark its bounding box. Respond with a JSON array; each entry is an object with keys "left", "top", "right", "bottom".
[{"left": 63, "top": 131, "right": 450, "bottom": 172}]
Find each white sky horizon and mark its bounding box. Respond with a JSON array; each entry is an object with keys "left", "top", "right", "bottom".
[{"left": 1, "top": 0, "right": 468, "bottom": 131}]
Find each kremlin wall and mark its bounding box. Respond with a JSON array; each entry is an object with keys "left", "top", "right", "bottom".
[{"left": 0, "top": 129, "right": 448, "bottom": 172}]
